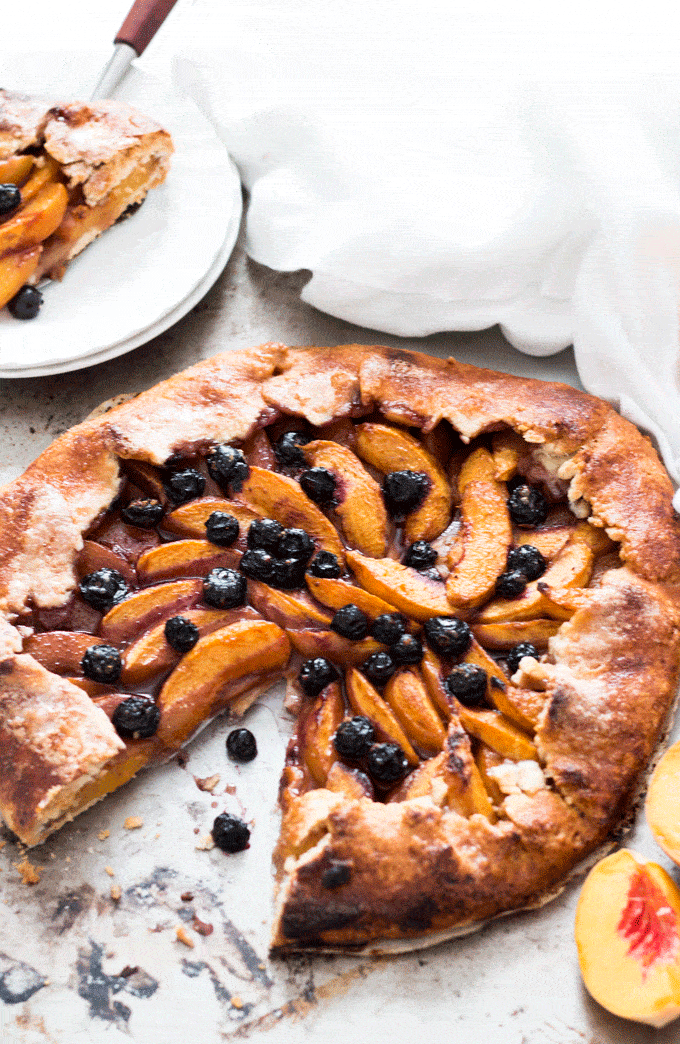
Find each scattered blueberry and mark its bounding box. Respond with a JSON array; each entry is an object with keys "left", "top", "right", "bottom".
[
  {"left": 203, "top": 567, "right": 246, "bottom": 608},
  {"left": 495, "top": 570, "right": 527, "bottom": 599},
  {"left": 271, "top": 557, "right": 307, "bottom": 590},
  {"left": 507, "top": 483, "right": 548, "bottom": 528},
  {"left": 300, "top": 467, "right": 337, "bottom": 504},
  {"left": 361, "top": 651, "right": 396, "bottom": 686},
  {"left": 79, "top": 568, "right": 128, "bottom": 613},
  {"left": 240, "top": 548, "right": 276, "bottom": 583},
  {"left": 81, "top": 644, "right": 122, "bottom": 684},
  {"left": 367, "top": 743, "right": 409, "bottom": 785},
  {"left": 164, "top": 468, "right": 206, "bottom": 504},
  {"left": 506, "top": 544, "right": 547, "bottom": 581},
  {"left": 307, "top": 550, "right": 342, "bottom": 579},
  {"left": 298, "top": 657, "right": 339, "bottom": 698},
  {"left": 370, "top": 613, "right": 407, "bottom": 646},
  {"left": 274, "top": 431, "right": 309, "bottom": 467},
  {"left": 277, "top": 527, "right": 315, "bottom": 563},
  {"left": 382, "top": 470, "right": 429, "bottom": 517},
  {"left": 247, "top": 518, "right": 284, "bottom": 553},
  {"left": 423, "top": 616, "right": 471, "bottom": 657},
  {"left": 445, "top": 664, "right": 488, "bottom": 707},
  {"left": 205, "top": 511, "right": 240, "bottom": 547},
  {"left": 226, "top": 728, "right": 257, "bottom": 762},
  {"left": 206, "top": 444, "right": 249, "bottom": 492},
  {"left": 330, "top": 604, "right": 369, "bottom": 641},
  {"left": 0, "top": 183, "right": 21, "bottom": 216},
  {"left": 8, "top": 285, "right": 42, "bottom": 320},
  {"left": 164, "top": 615, "right": 199, "bottom": 653},
  {"left": 506, "top": 642, "right": 538, "bottom": 675},
  {"left": 403, "top": 541, "right": 437, "bottom": 570},
  {"left": 112, "top": 695, "right": 160, "bottom": 739},
  {"left": 211, "top": 812, "right": 250, "bottom": 853},
  {"left": 121, "top": 498, "right": 164, "bottom": 528},
  {"left": 333, "top": 715, "right": 375, "bottom": 760},
  {"left": 391, "top": 633, "right": 424, "bottom": 666}
]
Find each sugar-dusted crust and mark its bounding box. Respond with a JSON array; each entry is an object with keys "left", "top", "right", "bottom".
[
  {"left": 0, "top": 344, "right": 678, "bottom": 953},
  {"left": 0, "top": 89, "right": 52, "bottom": 158}
]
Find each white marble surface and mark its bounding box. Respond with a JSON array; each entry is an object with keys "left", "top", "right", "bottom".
[{"left": 0, "top": 5, "right": 680, "bottom": 1043}]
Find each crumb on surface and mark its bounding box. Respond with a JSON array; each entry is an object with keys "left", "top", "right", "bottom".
[
  {"left": 111, "top": 884, "right": 122, "bottom": 901},
  {"left": 16, "top": 856, "right": 41, "bottom": 885},
  {"left": 175, "top": 925, "right": 194, "bottom": 948},
  {"left": 98, "top": 829, "right": 110, "bottom": 841},
  {"left": 192, "top": 915, "right": 213, "bottom": 937},
  {"left": 181, "top": 891, "right": 194, "bottom": 902},
  {"left": 231, "top": 996, "right": 243, "bottom": 1009},
  {"left": 195, "top": 773, "right": 220, "bottom": 793},
  {"left": 124, "top": 816, "right": 144, "bottom": 830},
  {"left": 195, "top": 834, "right": 215, "bottom": 851},
  {"left": 105, "top": 865, "right": 115, "bottom": 877}
]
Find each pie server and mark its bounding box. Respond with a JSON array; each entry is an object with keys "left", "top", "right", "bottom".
[{"left": 91, "top": 0, "right": 180, "bottom": 101}]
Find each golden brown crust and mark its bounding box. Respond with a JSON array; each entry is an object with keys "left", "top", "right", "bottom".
[
  {"left": 0, "top": 89, "right": 51, "bottom": 158},
  {"left": 0, "top": 344, "right": 678, "bottom": 953}
]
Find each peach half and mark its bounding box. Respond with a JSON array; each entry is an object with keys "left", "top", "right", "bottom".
[
  {"left": 575, "top": 849, "right": 680, "bottom": 1026},
  {"left": 646, "top": 740, "right": 680, "bottom": 866}
]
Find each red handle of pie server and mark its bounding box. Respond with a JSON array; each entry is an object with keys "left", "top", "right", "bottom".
[{"left": 114, "top": 0, "right": 180, "bottom": 56}]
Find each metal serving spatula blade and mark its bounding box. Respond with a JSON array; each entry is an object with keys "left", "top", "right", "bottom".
[{"left": 92, "top": 0, "right": 180, "bottom": 101}]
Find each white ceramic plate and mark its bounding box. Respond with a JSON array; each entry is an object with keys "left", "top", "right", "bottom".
[{"left": 0, "top": 52, "right": 242, "bottom": 375}]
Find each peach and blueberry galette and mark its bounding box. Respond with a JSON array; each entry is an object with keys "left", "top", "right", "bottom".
[
  {"left": 0, "top": 89, "right": 172, "bottom": 318},
  {"left": 0, "top": 343, "right": 679, "bottom": 955}
]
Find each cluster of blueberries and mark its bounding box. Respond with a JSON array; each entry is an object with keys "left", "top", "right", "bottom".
[{"left": 0, "top": 183, "right": 43, "bottom": 319}]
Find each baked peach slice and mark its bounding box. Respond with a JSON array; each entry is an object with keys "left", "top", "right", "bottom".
[
  {"left": 18, "top": 156, "right": 61, "bottom": 203},
  {"left": 457, "top": 707, "right": 538, "bottom": 761},
  {"left": 646, "top": 741, "right": 680, "bottom": 867},
  {"left": 298, "top": 681, "right": 345, "bottom": 787},
  {"left": 462, "top": 638, "right": 544, "bottom": 732},
  {"left": 446, "top": 447, "right": 512, "bottom": 609},
  {"left": 236, "top": 466, "right": 345, "bottom": 563},
  {"left": 157, "top": 619, "right": 291, "bottom": 743},
  {"left": 99, "top": 579, "right": 204, "bottom": 644},
  {"left": 474, "top": 743, "right": 505, "bottom": 806},
  {"left": 247, "top": 580, "right": 333, "bottom": 630},
  {"left": 0, "top": 182, "right": 67, "bottom": 254},
  {"left": 420, "top": 647, "right": 453, "bottom": 720},
  {"left": 346, "top": 550, "right": 453, "bottom": 622},
  {"left": 0, "top": 246, "right": 41, "bottom": 309},
  {"left": 287, "top": 629, "right": 382, "bottom": 666},
  {"left": 513, "top": 524, "right": 575, "bottom": 561},
  {"left": 0, "top": 156, "right": 34, "bottom": 184},
  {"left": 136, "top": 539, "right": 240, "bottom": 583},
  {"left": 355, "top": 422, "right": 452, "bottom": 542},
  {"left": 575, "top": 849, "right": 680, "bottom": 1027},
  {"left": 163, "top": 497, "right": 258, "bottom": 543},
  {"left": 345, "top": 667, "right": 419, "bottom": 764},
  {"left": 325, "top": 761, "right": 374, "bottom": 800},
  {"left": 302, "top": 440, "right": 389, "bottom": 557},
  {"left": 305, "top": 574, "right": 398, "bottom": 621},
  {"left": 383, "top": 668, "right": 447, "bottom": 756},
  {"left": 76, "top": 539, "right": 136, "bottom": 587},
  {"left": 24, "top": 631, "right": 101, "bottom": 676},
  {"left": 390, "top": 729, "right": 494, "bottom": 819},
  {"left": 472, "top": 619, "right": 561, "bottom": 650}
]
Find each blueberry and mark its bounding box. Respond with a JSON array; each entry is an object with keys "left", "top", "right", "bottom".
[
  {"left": 226, "top": 728, "right": 257, "bottom": 762},
  {"left": 506, "top": 642, "right": 538, "bottom": 675},
  {"left": 206, "top": 444, "right": 249, "bottom": 492},
  {"left": 369, "top": 613, "right": 407, "bottom": 646},
  {"left": 403, "top": 541, "right": 437, "bottom": 570},
  {"left": 112, "top": 695, "right": 160, "bottom": 739},
  {"left": 391, "top": 633, "right": 424, "bottom": 666},
  {"left": 211, "top": 812, "right": 250, "bottom": 853},
  {"left": 274, "top": 431, "right": 309, "bottom": 467},
  {"left": 495, "top": 570, "right": 527, "bottom": 599},
  {"left": 0, "top": 183, "right": 21, "bottom": 216},
  {"left": 423, "top": 616, "right": 471, "bottom": 658},
  {"left": 307, "top": 551, "right": 342, "bottom": 579},
  {"left": 298, "top": 657, "right": 339, "bottom": 698},
  {"left": 277, "top": 527, "right": 315, "bottom": 563},
  {"left": 507, "top": 483, "right": 548, "bottom": 528},
  {"left": 271, "top": 557, "right": 307, "bottom": 590},
  {"left": 164, "top": 615, "right": 199, "bottom": 653},
  {"left": 300, "top": 467, "right": 337, "bottom": 504},
  {"left": 121, "top": 498, "right": 164, "bottom": 529},
  {"left": 506, "top": 544, "right": 547, "bottom": 581},
  {"left": 81, "top": 644, "right": 122, "bottom": 684},
  {"left": 79, "top": 568, "right": 128, "bottom": 613},
  {"left": 247, "top": 518, "right": 284, "bottom": 553},
  {"left": 367, "top": 743, "right": 409, "bottom": 785},
  {"left": 240, "top": 548, "right": 276, "bottom": 583},
  {"left": 321, "top": 861, "right": 352, "bottom": 889},
  {"left": 205, "top": 511, "right": 240, "bottom": 547},
  {"left": 164, "top": 468, "right": 205, "bottom": 504},
  {"left": 8, "top": 285, "right": 42, "bottom": 320},
  {"left": 361, "top": 651, "right": 396, "bottom": 686},
  {"left": 330, "top": 604, "right": 369, "bottom": 641},
  {"left": 445, "top": 664, "right": 488, "bottom": 707},
  {"left": 333, "top": 716, "right": 375, "bottom": 760},
  {"left": 203, "top": 567, "right": 246, "bottom": 608},
  {"left": 382, "top": 470, "right": 429, "bottom": 517}
]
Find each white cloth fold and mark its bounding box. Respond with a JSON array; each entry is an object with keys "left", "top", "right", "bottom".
[{"left": 166, "top": 0, "right": 680, "bottom": 496}]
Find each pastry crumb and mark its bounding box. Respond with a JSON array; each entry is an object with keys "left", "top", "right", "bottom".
[
  {"left": 98, "top": 829, "right": 110, "bottom": 840},
  {"left": 105, "top": 866, "right": 115, "bottom": 877},
  {"left": 231, "top": 996, "right": 243, "bottom": 1009},
  {"left": 195, "top": 773, "right": 220, "bottom": 793},
  {"left": 175, "top": 925, "right": 194, "bottom": 948},
  {"left": 124, "top": 816, "right": 144, "bottom": 830},
  {"left": 0, "top": 840, "right": 6, "bottom": 850},
  {"left": 195, "top": 834, "right": 215, "bottom": 851},
  {"left": 111, "top": 884, "right": 122, "bottom": 901},
  {"left": 192, "top": 915, "right": 213, "bottom": 936},
  {"left": 181, "top": 891, "right": 194, "bottom": 902},
  {"left": 16, "top": 856, "right": 41, "bottom": 885}
]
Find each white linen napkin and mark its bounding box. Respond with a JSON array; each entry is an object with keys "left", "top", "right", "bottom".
[{"left": 165, "top": 0, "right": 680, "bottom": 498}]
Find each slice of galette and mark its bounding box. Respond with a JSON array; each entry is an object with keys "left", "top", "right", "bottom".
[{"left": 0, "top": 343, "right": 679, "bottom": 957}]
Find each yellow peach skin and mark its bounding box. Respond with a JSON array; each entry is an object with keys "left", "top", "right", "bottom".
[{"left": 646, "top": 741, "right": 680, "bottom": 867}]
